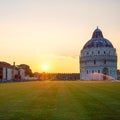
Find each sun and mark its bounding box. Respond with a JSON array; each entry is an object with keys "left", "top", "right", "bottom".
[{"left": 41, "top": 64, "right": 49, "bottom": 71}]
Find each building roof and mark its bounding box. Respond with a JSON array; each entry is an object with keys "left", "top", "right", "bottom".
[
  {"left": 83, "top": 27, "right": 113, "bottom": 49},
  {"left": 0, "top": 61, "right": 12, "bottom": 68}
]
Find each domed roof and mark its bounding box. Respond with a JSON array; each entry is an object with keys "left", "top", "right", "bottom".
[{"left": 83, "top": 27, "right": 113, "bottom": 49}]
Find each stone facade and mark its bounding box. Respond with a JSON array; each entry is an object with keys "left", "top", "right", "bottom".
[
  {"left": 80, "top": 28, "right": 117, "bottom": 80},
  {"left": 0, "top": 61, "right": 25, "bottom": 81}
]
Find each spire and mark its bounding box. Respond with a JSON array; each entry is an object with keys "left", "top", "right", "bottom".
[{"left": 92, "top": 27, "right": 104, "bottom": 38}]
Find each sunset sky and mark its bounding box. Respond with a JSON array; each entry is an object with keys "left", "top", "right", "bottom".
[{"left": 0, "top": 0, "right": 120, "bottom": 73}]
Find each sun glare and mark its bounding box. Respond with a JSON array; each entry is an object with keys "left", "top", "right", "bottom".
[{"left": 41, "top": 64, "right": 49, "bottom": 71}]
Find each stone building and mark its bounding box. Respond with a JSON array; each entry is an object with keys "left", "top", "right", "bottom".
[
  {"left": 0, "top": 62, "right": 13, "bottom": 81},
  {"left": 0, "top": 61, "right": 25, "bottom": 81},
  {"left": 80, "top": 27, "right": 117, "bottom": 80}
]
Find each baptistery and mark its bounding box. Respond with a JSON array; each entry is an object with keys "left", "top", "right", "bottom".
[{"left": 80, "top": 27, "right": 117, "bottom": 80}]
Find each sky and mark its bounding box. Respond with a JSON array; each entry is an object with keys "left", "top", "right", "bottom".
[{"left": 0, "top": 0, "right": 120, "bottom": 73}]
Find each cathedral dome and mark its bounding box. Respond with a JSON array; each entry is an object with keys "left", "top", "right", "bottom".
[{"left": 83, "top": 27, "right": 113, "bottom": 49}]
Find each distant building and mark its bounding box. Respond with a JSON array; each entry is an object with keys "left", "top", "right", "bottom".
[
  {"left": 0, "top": 62, "right": 13, "bottom": 81},
  {"left": 18, "top": 64, "right": 33, "bottom": 77},
  {"left": 0, "top": 61, "right": 26, "bottom": 82},
  {"left": 34, "top": 73, "right": 80, "bottom": 80},
  {"left": 117, "top": 70, "right": 120, "bottom": 80},
  {"left": 13, "top": 67, "right": 25, "bottom": 80},
  {"left": 80, "top": 27, "right": 117, "bottom": 80}
]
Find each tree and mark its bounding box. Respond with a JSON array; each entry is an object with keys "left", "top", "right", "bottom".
[{"left": 18, "top": 64, "right": 33, "bottom": 77}]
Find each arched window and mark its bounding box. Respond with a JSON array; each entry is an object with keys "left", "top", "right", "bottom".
[
  {"left": 98, "top": 51, "right": 100, "bottom": 54},
  {"left": 94, "top": 60, "right": 96, "bottom": 64},
  {"left": 98, "top": 70, "right": 100, "bottom": 73},
  {"left": 104, "top": 60, "right": 106, "bottom": 64}
]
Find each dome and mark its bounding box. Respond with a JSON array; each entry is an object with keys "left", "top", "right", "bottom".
[{"left": 83, "top": 27, "right": 113, "bottom": 49}]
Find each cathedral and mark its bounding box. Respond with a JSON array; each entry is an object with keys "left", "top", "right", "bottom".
[{"left": 80, "top": 27, "right": 117, "bottom": 80}]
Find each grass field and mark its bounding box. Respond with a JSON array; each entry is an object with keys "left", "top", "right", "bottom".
[{"left": 0, "top": 80, "right": 120, "bottom": 120}]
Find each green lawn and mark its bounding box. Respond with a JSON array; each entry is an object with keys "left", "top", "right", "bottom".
[{"left": 0, "top": 81, "right": 120, "bottom": 120}]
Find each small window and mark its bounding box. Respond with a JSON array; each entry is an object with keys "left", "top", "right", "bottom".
[
  {"left": 92, "top": 51, "right": 94, "bottom": 55},
  {"left": 87, "top": 52, "right": 89, "bottom": 55},
  {"left": 98, "top": 51, "right": 100, "bottom": 54},
  {"left": 104, "top": 60, "right": 106, "bottom": 64},
  {"left": 98, "top": 70, "right": 100, "bottom": 73},
  {"left": 104, "top": 51, "right": 106, "bottom": 54},
  {"left": 92, "top": 70, "right": 94, "bottom": 73},
  {"left": 94, "top": 60, "right": 96, "bottom": 65},
  {"left": 87, "top": 70, "right": 88, "bottom": 74}
]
